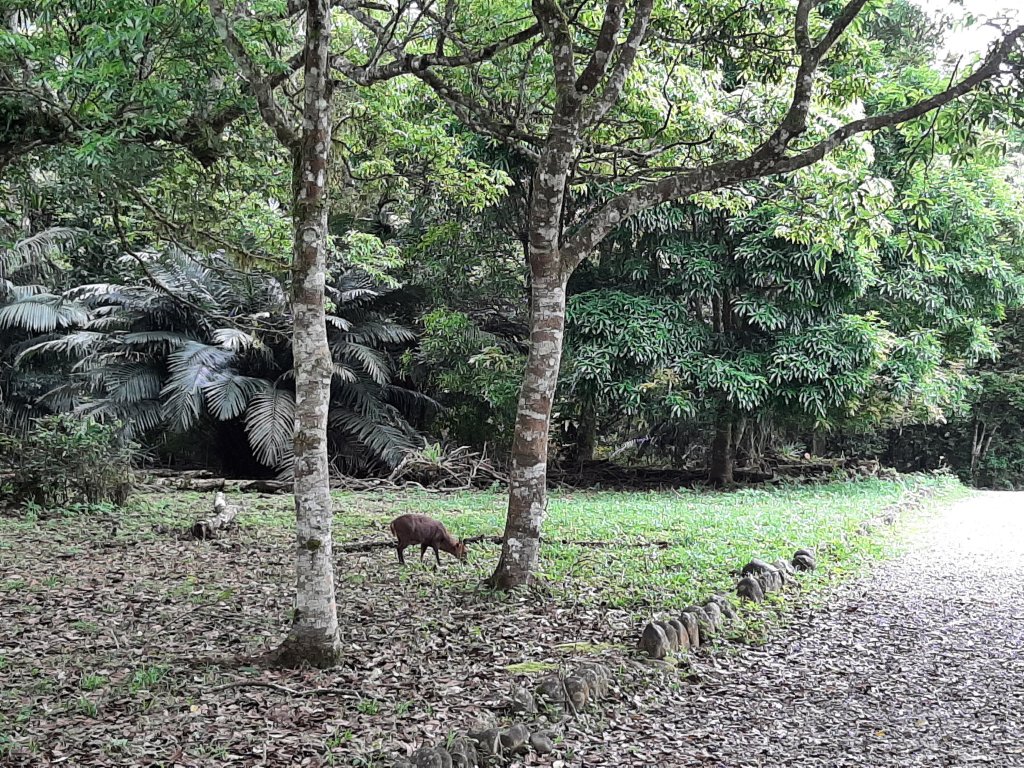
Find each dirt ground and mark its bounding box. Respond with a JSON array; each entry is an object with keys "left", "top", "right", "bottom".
[{"left": 3, "top": 488, "right": 1018, "bottom": 767}]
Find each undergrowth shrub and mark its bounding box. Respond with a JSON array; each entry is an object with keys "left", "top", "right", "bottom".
[{"left": 0, "top": 414, "right": 137, "bottom": 509}]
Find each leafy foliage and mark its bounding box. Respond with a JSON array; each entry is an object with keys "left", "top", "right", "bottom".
[
  {"left": 561, "top": 125, "right": 1024, "bottom": 470},
  {"left": 409, "top": 309, "right": 523, "bottom": 454},
  {"left": 8, "top": 248, "right": 424, "bottom": 475},
  {"left": 0, "top": 413, "right": 136, "bottom": 508}
]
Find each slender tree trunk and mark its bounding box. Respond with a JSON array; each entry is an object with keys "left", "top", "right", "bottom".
[
  {"left": 709, "top": 403, "right": 735, "bottom": 486},
  {"left": 488, "top": 266, "right": 567, "bottom": 590},
  {"left": 732, "top": 415, "right": 747, "bottom": 467},
  {"left": 575, "top": 405, "right": 598, "bottom": 465},
  {"left": 275, "top": 0, "right": 342, "bottom": 668}
]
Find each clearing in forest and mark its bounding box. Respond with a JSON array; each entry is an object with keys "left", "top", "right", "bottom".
[{"left": 0, "top": 475, "right": 961, "bottom": 766}]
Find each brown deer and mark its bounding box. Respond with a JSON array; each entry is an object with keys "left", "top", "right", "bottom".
[{"left": 389, "top": 514, "right": 468, "bottom": 565}]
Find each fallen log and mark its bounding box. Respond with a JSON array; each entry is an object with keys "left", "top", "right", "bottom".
[
  {"left": 144, "top": 475, "right": 227, "bottom": 492},
  {"left": 234, "top": 479, "right": 290, "bottom": 493},
  {"left": 190, "top": 492, "right": 240, "bottom": 540}
]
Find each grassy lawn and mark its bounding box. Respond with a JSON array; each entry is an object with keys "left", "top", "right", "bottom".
[
  {"left": 127, "top": 471, "right": 968, "bottom": 614},
  {"left": 0, "top": 473, "right": 967, "bottom": 766}
]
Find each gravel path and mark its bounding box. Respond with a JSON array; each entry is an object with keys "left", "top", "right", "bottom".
[{"left": 582, "top": 491, "right": 1024, "bottom": 767}]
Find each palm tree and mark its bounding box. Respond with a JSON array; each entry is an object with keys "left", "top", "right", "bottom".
[
  {"left": 10, "top": 247, "right": 427, "bottom": 475},
  {"left": 0, "top": 226, "right": 88, "bottom": 430}
]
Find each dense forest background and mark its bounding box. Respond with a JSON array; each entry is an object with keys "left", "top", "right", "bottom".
[{"left": 3, "top": 0, "right": 1024, "bottom": 489}]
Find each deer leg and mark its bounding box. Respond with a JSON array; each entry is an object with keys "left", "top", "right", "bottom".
[
  {"left": 433, "top": 545, "right": 441, "bottom": 566},
  {"left": 397, "top": 545, "right": 406, "bottom": 565},
  {"left": 420, "top": 544, "right": 428, "bottom": 562}
]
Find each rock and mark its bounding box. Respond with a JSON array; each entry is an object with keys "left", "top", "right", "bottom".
[
  {"left": 468, "top": 713, "right": 498, "bottom": 733},
  {"left": 737, "top": 575, "right": 765, "bottom": 602},
  {"left": 413, "top": 748, "right": 448, "bottom": 768},
  {"left": 500, "top": 724, "right": 530, "bottom": 754},
  {"left": 657, "top": 620, "right": 679, "bottom": 650},
  {"left": 535, "top": 675, "right": 565, "bottom": 704},
  {"left": 508, "top": 685, "right": 537, "bottom": 715},
  {"left": 530, "top": 731, "right": 556, "bottom": 755},
  {"left": 710, "top": 593, "right": 739, "bottom": 621},
  {"left": 683, "top": 605, "right": 715, "bottom": 641},
  {"left": 677, "top": 611, "right": 700, "bottom": 650},
  {"left": 668, "top": 619, "right": 690, "bottom": 651},
  {"left": 639, "top": 621, "right": 670, "bottom": 659},
  {"left": 742, "top": 559, "right": 782, "bottom": 591},
  {"left": 563, "top": 675, "right": 590, "bottom": 710},
  {"left": 468, "top": 728, "right": 502, "bottom": 758},
  {"left": 448, "top": 738, "right": 478, "bottom": 768},
  {"left": 702, "top": 601, "right": 723, "bottom": 630},
  {"left": 741, "top": 558, "right": 774, "bottom": 578},
  {"left": 793, "top": 549, "right": 817, "bottom": 572},
  {"left": 772, "top": 558, "right": 796, "bottom": 583},
  {"left": 756, "top": 565, "right": 783, "bottom": 593}
]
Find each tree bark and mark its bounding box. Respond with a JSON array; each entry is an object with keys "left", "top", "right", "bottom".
[
  {"left": 274, "top": 0, "right": 342, "bottom": 668},
  {"left": 488, "top": 268, "right": 567, "bottom": 590},
  {"left": 709, "top": 404, "right": 735, "bottom": 486}
]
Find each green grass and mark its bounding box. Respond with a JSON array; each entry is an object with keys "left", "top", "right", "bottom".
[
  {"left": 128, "top": 664, "right": 170, "bottom": 694},
  {"left": 2, "top": 472, "right": 966, "bottom": 621},
  {"left": 193, "top": 475, "right": 956, "bottom": 612},
  {"left": 388, "top": 472, "right": 966, "bottom": 612},
  {"left": 80, "top": 673, "right": 107, "bottom": 692},
  {"left": 355, "top": 698, "right": 381, "bottom": 715}
]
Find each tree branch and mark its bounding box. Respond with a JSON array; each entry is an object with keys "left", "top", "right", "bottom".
[
  {"left": 532, "top": 0, "right": 579, "bottom": 102},
  {"left": 413, "top": 68, "right": 543, "bottom": 156},
  {"left": 561, "top": 24, "right": 1024, "bottom": 269},
  {"left": 207, "top": 0, "right": 300, "bottom": 148},
  {"left": 579, "top": 0, "right": 654, "bottom": 127},
  {"left": 334, "top": 21, "right": 542, "bottom": 84},
  {"left": 749, "top": 0, "right": 870, "bottom": 165},
  {"left": 575, "top": 0, "right": 627, "bottom": 95}
]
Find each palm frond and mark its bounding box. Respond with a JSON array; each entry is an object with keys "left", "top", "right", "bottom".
[
  {"left": 328, "top": 406, "right": 418, "bottom": 468},
  {"left": 161, "top": 341, "right": 234, "bottom": 431},
  {"left": 15, "top": 331, "right": 106, "bottom": 364},
  {"left": 37, "top": 379, "right": 90, "bottom": 412},
  {"left": 344, "top": 320, "right": 417, "bottom": 346},
  {"left": 120, "top": 331, "right": 193, "bottom": 348},
  {"left": 213, "top": 327, "right": 265, "bottom": 353},
  {"left": 245, "top": 385, "right": 295, "bottom": 467},
  {"left": 104, "top": 364, "right": 164, "bottom": 404},
  {"left": 384, "top": 384, "right": 440, "bottom": 417},
  {"left": 77, "top": 398, "right": 165, "bottom": 436},
  {"left": 325, "top": 315, "right": 353, "bottom": 331},
  {"left": 204, "top": 373, "right": 266, "bottom": 420},
  {"left": 0, "top": 294, "right": 88, "bottom": 332},
  {"left": 333, "top": 342, "right": 390, "bottom": 385},
  {"left": 1, "top": 227, "right": 83, "bottom": 279},
  {"left": 10, "top": 283, "right": 51, "bottom": 298}
]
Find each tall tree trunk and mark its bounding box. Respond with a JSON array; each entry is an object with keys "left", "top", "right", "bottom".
[
  {"left": 709, "top": 403, "right": 735, "bottom": 486},
  {"left": 488, "top": 266, "right": 567, "bottom": 590},
  {"left": 274, "top": 0, "right": 342, "bottom": 668}
]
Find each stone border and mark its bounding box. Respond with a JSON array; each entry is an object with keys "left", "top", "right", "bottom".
[
  {"left": 391, "top": 661, "right": 613, "bottom": 767},
  {"left": 638, "top": 547, "right": 817, "bottom": 662}
]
